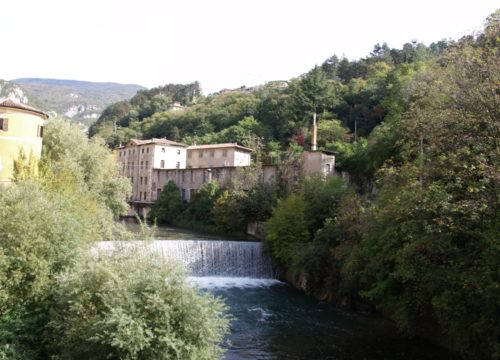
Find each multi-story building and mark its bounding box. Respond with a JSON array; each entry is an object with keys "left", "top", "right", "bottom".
[
  {"left": 0, "top": 99, "right": 48, "bottom": 185},
  {"left": 115, "top": 138, "right": 187, "bottom": 202},
  {"left": 116, "top": 136, "right": 336, "bottom": 218},
  {"left": 186, "top": 143, "right": 253, "bottom": 168},
  {"left": 153, "top": 143, "right": 254, "bottom": 202}
]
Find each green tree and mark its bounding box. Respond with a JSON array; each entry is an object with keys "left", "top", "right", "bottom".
[
  {"left": 213, "top": 190, "right": 247, "bottom": 234},
  {"left": 0, "top": 178, "right": 121, "bottom": 358},
  {"left": 264, "top": 194, "right": 310, "bottom": 266},
  {"left": 12, "top": 148, "right": 39, "bottom": 182},
  {"left": 180, "top": 181, "right": 221, "bottom": 226},
  {"left": 316, "top": 118, "right": 351, "bottom": 148},
  {"left": 291, "top": 66, "right": 339, "bottom": 128},
  {"left": 357, "top": 16, "right": 500, "bottom": 358},
  {"left": 46, "top": 250, "right": 229, "bottom": 360},
  {"left": 150, "top": 180, "right": 185, "bottom": 224},
  {"left": 42, "top": 118, "right": 131, "bottom": 217}
]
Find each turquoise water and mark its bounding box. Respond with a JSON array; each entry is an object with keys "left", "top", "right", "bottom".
[
  {"left": 126, "top": 224, "right": 456, "bottom": 359},
  {"left": 213, "top": 282, "right": 455, "bottom": 360}
]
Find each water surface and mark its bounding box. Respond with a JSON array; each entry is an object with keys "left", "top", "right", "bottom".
[{"left": 123, "top": 224, "right": 455, "bottom": 360}]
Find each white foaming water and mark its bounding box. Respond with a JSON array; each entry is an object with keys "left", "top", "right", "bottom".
[
  {"left": 248, "top": 306, "right": 274, "bottom": 322},
  {"left": 96, "top": 240, "right": 275, "bottom": 280},
  {"left": 188, "top": 276, "right": 283, "bottom": 289}
]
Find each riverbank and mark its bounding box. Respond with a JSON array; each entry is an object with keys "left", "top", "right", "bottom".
[
  {"left": 123, "top": 217, "right": 254, "bottom": 241},
  {"left": 111, "top": 228, "right": 458, "bottom": 359}
]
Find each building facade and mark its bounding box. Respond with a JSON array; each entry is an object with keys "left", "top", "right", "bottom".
[
  {"left": 0, "top": 99, "right": 48, "bottom": 185},
  {"left": 302, "top": 150, "right": 335, "bottom": 177},
  {"left": 186, "top": 143, "right": 253, "bottom": 168},
  {"left": 116, "top": 137, "right": 336, "bottom": 218},
  {"left": 115, "top": 138, "right": 187, "bottom": 202},
  {"left": 152, "top": 166, "right": 246, "bottom": 202}
]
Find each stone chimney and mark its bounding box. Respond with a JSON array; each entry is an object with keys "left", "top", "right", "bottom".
[{"left": 311, "top": 112, "right": 318, "bottom": 151}]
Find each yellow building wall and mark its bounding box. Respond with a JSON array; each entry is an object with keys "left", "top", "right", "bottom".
[{"left": 0, "top": 107, "right": 45, "bottom": 185}]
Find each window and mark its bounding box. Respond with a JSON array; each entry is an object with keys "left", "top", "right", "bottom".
[
  {"left": 187, "top": 151, "right": 192, "bottom": 158},
  {"left": 0, "top": 118, "right": 8, "bottom": 131},
  {"left": 37, "top": 125, "right": 43, "bottom": 138},
  {"left": 199, "top": 151, "right": 203, "bottom": 158},
  {"left": 210, "top": 150, "right": 215, "bottom": 157},
  {"left": 145, "top": 161, "right": 148, "bottom": 168},
  {"left": 144, "top": 192, "right": 148, "bottom": 200},
  {"left": 141, "top": 148, "right": 144, "bottom": 154},
  {"left": 222, "top": 149, "right": 227, "bottom": 157},
  {"left": 160, "top": 160, "right": 165, "bottom": 168},
  {"left": 162, "top": 147, "right": 165, "bottom": 153},
  {"left": 325, "top": 164, "right": 331, "bottom": 173},
  {"left": 190, "top": 171, "right": 194, "bottom": 183},
  {"left": 157, "top": 172, "right": 160, "bottom": 181},
  {"left": 147, "top": 147, "right": 149, "bottom": 153},
  {"left": 157, "top": 188, "right": 161, "bottom": 198},
  {"left": 145, "top": 176, "right": 148, "bottom": 185},
  {"left": 181, "top": 172, "right": 185, "bottom": 182},
  {"left": 177, "top": 149, "right": 181, "bottom": 155},
  {"left": 176, "top": 161, "right": 180, "bottom": 169},
  {"left": 140, "top": 177, "right": 143, "bottom": 184},
  {"left": 131, "top": 176, "right": 134, "bottom": 183},
  {"left": 139, "top": 192, "right": 142, "bottom": 200}
]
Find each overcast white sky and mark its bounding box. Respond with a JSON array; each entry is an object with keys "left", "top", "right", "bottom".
[{"left": 3, "top": 0, "right": 497, "bottom": 94}]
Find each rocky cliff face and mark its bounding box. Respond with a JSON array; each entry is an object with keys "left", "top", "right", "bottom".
[{"left": 0, "top": 80, "right": 30, "bottom": 104}]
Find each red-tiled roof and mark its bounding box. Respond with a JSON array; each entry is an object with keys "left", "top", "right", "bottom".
[
  {"left": 187, "top": 143, "right": 254, "bottom": 152},
  {"left": 0, "top": 98, "right": 48, "bottom": 119}
]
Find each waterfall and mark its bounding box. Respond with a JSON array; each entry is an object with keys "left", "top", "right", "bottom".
[{"left": 97, "top": 240, "right": 274, "bottom": 279}]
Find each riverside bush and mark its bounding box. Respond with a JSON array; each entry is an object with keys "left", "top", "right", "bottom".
[{"left": 46, "top": 249, "right": 230, "bottom": 360}]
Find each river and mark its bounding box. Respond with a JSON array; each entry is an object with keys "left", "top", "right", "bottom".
[{"left": 123, "top": 224, "right": 456, "bottom": 360}]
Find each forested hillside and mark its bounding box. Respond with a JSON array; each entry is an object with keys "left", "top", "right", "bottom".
[{"left": 90, "top": 33, "right": 453, "bottom": 189}]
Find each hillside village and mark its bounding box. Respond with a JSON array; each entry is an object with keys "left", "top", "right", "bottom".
[
  {"left": 116, "top": 126, "right": 335, "bottom": 218},
  {"left": 0, "top": 97, "right": 336, "bottom": 221}
]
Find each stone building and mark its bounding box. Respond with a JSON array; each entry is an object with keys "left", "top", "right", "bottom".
[
  {"left": 116, "top": 140, "right": 255, "bottom": 216},
  {"left": 0, "top": 99, "right": 48, "bottom": 185},
  {"left": 152, "top": 166, "right": 247, "bottom": 202},
  {"left": 302, "top": 150, "right": 335, "bottom": 176},
  {"left": 116, "top": 135, "right": 336, "bottom": 218},
  {"left": 152, "top": 143, "right": 254, "bottom": 202},
  {"left": 186, "top": 143, "right": 253, "bottom": 168},
  {"left": 261, "top": 150, "right": 336, "bottom": 187},
  {"left": 115, "top": 138, "right": 187, "bottom": 202}
]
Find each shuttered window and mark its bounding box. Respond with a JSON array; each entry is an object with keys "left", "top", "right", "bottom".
[{"left": 0, "top": 118, "right": 8, "bottom": 131}]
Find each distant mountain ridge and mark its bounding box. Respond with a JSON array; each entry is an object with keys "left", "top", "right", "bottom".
[{"left": 11, "top": 78, "right": 146, "bottom": 126}]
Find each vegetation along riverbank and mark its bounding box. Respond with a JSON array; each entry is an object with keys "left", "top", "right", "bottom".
[{"left": 147, "top": 12, "right": 499, "bottom": 359}]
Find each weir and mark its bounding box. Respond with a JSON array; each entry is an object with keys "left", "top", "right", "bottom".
[{"left": 97, "top": 240, "right": 274, "bottom": 279}]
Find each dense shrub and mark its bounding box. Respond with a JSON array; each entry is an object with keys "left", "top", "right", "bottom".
[
  {"left": 46, "top": 250, "right": 229, "bottom": 360},
  {"left": 264, "top": 194, "right": 310, "bottom": 266},
  {"left": 150, "top": 180, "right": 185, "bottom": 224}
]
